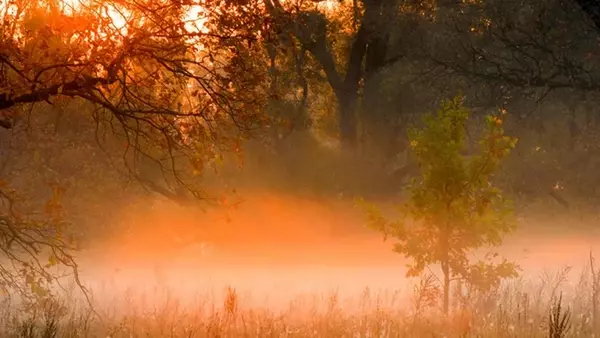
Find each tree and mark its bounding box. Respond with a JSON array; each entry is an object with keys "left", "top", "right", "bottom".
[
  {"left": 383, "top": 0, "right": 600, "bottom": 203},
  {"left": 0, "top": 180, "right": 81, "bottom": 305},
  {"left": 364, "top": 96, "right": 519, "bottom": 314},
  {"left": 0, "top": 100, "right": 152, "bottom": 243},
  {"left": 0, "top": 0, "right": 277, "bottom": 300},
  {"left": 263, "top": 0, "right": 413, "bottom": 150},
  {"left": 419, "top": 0, "right": 600, "bottom": 111},
  {"left": 0, "top": 0, "right": 273, "bottom": 204}
]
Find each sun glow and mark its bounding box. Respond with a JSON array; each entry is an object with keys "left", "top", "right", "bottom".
[{"left": 1, "top": 0, "right": 209, "bottom": 45}]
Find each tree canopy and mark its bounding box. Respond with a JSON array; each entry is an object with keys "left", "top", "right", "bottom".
[
  {"left": 0, "top": 0, "right": 275, "bottom": 202},
  {"left": 0, "top": 0, "right": 278, "bottom": 300}
]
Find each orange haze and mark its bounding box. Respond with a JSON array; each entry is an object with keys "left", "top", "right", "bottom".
[
  {"left": 87, "top": 190, "right": 402, "bottom": 268},
  {"left": 72, "top": 190, "right": 600, "bottom": 313}
]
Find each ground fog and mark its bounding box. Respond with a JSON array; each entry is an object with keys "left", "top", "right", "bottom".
[
  {"left": 3, "top": 191, "right": 600, "bottom": 337},
  {"left": 77, "top": 192, "right": 600, "bottom": 308}
]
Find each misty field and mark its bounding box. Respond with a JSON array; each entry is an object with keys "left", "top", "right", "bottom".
[
  {"left": 0, "top": 265, "right": 591, "bottom": 338},
  {"left": 0, "top": 224, "right": 598, "bottom": 337},
  {"left": 0, "top": 196, "right": 594, "bottom": 338}
]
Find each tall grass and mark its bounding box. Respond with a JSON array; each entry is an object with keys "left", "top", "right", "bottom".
[{"left": 0, "top": 264, "right": 596, "bottom": 337}]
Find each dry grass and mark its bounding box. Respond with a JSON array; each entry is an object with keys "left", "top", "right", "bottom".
[{"left": 0, "top": 264, "right": 594, "bottom": 338}]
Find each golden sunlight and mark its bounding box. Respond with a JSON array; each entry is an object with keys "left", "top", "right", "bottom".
[{"left": 1, "top": 0, "right": 209, "bottom": 42}]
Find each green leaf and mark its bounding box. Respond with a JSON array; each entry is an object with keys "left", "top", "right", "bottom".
[{"left": 362, "top": 95, "right": 519, "bottom": 311}]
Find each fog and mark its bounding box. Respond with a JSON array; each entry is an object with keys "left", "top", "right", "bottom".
[{"left": 65, "top": 190, "right": 600, "bottom": 314}]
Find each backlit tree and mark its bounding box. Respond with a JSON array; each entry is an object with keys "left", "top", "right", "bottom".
[
  {"left": 364, "top": 96, "right": 519, "bottom": 314},
  {"left": 0, "top": 0, "right": 273, "bottom": 299}
]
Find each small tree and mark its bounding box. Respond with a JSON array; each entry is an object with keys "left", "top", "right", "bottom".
[{"left": 364, "top": 95, "right": 519, "bottom": 315}]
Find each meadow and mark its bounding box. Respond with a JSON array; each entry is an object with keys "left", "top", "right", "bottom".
[
  {"left": 0, "top": 266, "right": 589, "bottom": 337},
  {"left": 0, "top": 197, "right": 597, "bottom": 338}
]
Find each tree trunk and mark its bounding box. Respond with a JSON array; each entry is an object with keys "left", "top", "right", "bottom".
[
  {"left": 362, "top": 74, "right": 398, "bottom": 159},
  {"left": 264, "top": 0, "right": 400, "bottom": 150},
  {"left": 355, "top": 0, "right": 396, "bottom": 154},
  {"left": 442, "top": 259, "right": 450, "bottom": 315},
  {"left": 338, "top": 90, "right": 359, "bottom": 149},
  {"left": 441, "top": 222, "right": 451, "bottom": 315}
]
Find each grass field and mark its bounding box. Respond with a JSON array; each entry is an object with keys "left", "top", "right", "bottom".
[
  {"left": 0, "top": 263, "right": 593, "bottom": 338},
  {"left": 1, "top": 197, "right": 596, "bottom": 338}
]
